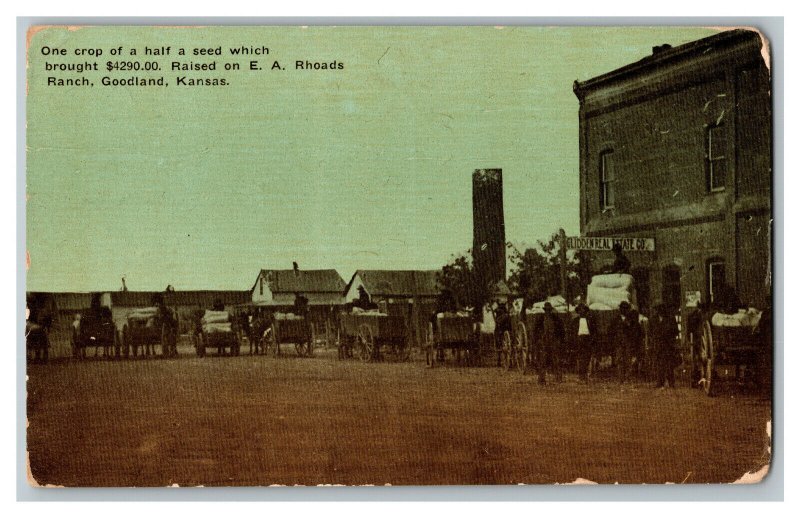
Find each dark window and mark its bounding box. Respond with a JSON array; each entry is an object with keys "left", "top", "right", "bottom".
[
  {"left": 600, "top": 150, "right": 615, "bottom": 210},
  {"left": 707, "top": 259, "right": 726, "bottom": 304},
  {"left": 662, "top": 265, "right": 682, "bottom": 311},
  {"left": 707, "top": 125, "right": 726, "bottom": 192},
  {"left": 632, "top": 267, "right": 650, "bottom": 314},
  {"left": 259, "top": 277, "right": 264, "bottom": 296}
]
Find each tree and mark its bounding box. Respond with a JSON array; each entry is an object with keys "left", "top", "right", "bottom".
[
  {"left": 437, "top": 250, "right": 496, "bottom": 313},
  {"left": 508, "top": 233, "right": 592, "bottom": 306}
]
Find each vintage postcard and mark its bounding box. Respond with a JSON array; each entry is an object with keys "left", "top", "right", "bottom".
[{"left": 24, "top": 24, "right": 774, "bottom": 487}]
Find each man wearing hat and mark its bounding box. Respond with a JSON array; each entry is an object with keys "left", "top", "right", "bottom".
[
  {"left": 613, "top": 300, "right": 642, "bottom": 383},
  {"left": 535, "top": 301, "right": 566, "bottom": 385},
  {"left": 571, "top": 303, "right": 597, "bottom": 383}
]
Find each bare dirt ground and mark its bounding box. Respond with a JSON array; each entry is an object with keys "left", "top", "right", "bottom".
[{"left": 26, "top": 340, "right": 771, "bottom": 487}]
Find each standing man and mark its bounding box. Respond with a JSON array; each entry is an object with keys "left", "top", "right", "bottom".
[
  {"left": 651, "top": 304, "right": 680, "bottom": 388},
  {"left": 571, "top": 303, "right": 596, "bottom": 383},
  {"left": 535, "top": 302, "right": 565, "bottom": 385},
  {"left": 613, "top": 301, "right": 642, "bottom": 383}
]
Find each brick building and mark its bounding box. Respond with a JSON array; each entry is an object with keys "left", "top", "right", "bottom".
[{"left": 572, "top": 29, "right": 772, "bottom": 315}]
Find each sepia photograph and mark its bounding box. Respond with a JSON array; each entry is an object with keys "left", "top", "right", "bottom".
[{"left": 22, "top": 24, "right": 775, "bottom": 488}]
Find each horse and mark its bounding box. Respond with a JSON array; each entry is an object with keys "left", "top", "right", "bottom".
[{"left": 26, "top": 315, "right": 51, "bottom": 363}]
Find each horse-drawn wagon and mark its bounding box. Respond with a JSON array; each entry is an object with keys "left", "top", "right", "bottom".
[
  {"left": 121, "top": 306, "right": 179, "bottom": 358},
  {"left": 193, "top": 309, "right": 240, "bottom": 357},
  {"left": 71, "top": 305, "right": 117, "bottom": 359},
  {"left": 425, "top": 312, "right": 479, "bottom": 366},
  {"left": 263, "top": 313, "right": 315, "bottom": 358},
  {"left": 506, "top": 305, "right": 574, "bottom": 374},
  {"left": 694, "top": 308, "right": 768, "bottom": 396},
  {"left": 339, "top": 310, "right": 410, "bottom": 362}
]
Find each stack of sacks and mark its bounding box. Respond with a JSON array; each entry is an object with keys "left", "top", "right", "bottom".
[
  {"left": 128, "top": 307, "right": 159, "bottom": 327},
  {"left": 711, "top": 308, "right": 762, "bottom": 328},
  {"left": 586, "top": 274, "right": 635, "bottom": 311},
  {"left": 202, "top": 310, "right": 231, "bottom": 334},
  {"left": 529, "top": 295, "right": 569, "bottom": 314},
  {"left": 128, "top": 307, "right": 158, "bottom": 321}
]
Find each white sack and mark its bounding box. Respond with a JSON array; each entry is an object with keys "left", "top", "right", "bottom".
[
  {"left": 586, "top": 285, "right": 632, "bottom": 309},
  {"left": 590, "top": 273, "right": 634, "bottom": 290},
  {"left": 202, "top": 310, "right": 230, "bottom": 324},
  {"left": 128, "top": 307, "right": 158, "bottom": 320},
  {"left": 203, "top": 322, "right": 232, "bottom": 334}
]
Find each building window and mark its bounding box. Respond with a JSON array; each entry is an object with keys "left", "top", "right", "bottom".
[
  {"left": 600, "top": 150, "right": 615, "bottom": 210},
  {"left": 706, "top": 125, "right": 727, "bottom": 192},
  {"left": 259, "top": 277, "right": 264, "bottom": 296},
  {"left": 707, "top": 259, "right": 726, "bottom": 304}
]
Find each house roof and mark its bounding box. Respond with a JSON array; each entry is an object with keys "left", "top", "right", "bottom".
[
  {"left": 349, "top": 270, "right": 441, "bottom": 298},
  {"left": 573, "top": 29, "right": 761, "bottom": 98},
  {"left": 254, "top": 269, "right": 346, "bottom": 294}
]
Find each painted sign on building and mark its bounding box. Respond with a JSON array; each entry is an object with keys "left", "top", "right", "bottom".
[{"left": 566, "top": 236, "right": 655, "bottom": 252}]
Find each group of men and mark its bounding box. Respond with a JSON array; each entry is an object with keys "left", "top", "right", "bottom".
[{"left": 494, "top": 298, "right": 680, "bottom": 387}]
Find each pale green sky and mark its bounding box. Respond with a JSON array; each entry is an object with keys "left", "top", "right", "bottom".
[{"left": 26, "top": 25, "right": 718, "bottom": 291}]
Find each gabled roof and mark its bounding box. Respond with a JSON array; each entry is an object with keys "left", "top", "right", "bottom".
[
  {"left": 254, "top": 269, "right": 345, "bottom": 294},
  {"left": 349, "top": 270, "right": 441, "bottom": 298}
]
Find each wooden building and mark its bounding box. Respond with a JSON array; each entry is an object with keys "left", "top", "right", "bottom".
[{"left": 344, "top": 270, "right": 441, "bottom": 347}]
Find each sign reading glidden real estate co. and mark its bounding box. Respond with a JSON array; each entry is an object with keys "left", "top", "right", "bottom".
[{"left": 566, "top": 236, "right": 655, "bottom": 252}]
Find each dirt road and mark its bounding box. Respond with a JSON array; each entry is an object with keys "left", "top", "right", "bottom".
[{"left": 26, "top": 344, "right": 771, "bottom": 486}]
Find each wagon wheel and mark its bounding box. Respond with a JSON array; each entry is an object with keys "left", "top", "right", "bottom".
[
  {"left": 501, "top": 330, "right": 513, "bottom": 371},
  {"left": 295, "top": 323, "right": 314, "bottom": 357},
  {"left": 425, "top": 322, "right": 436, "bottom": 367},
  {"left": 699, "top": 320, "right": 715, "bottom": 396},
  {"left": 267, "top": 324, "right": 280, "bottom": 357},
  {"left": 357, "top": 324, "right": 375, "bottom": 363},
  {"left": 516, "top": 323, "right": 528, "bottom": 374}
]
